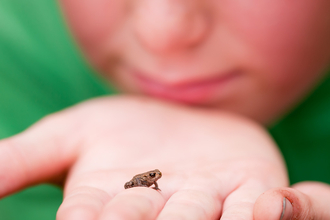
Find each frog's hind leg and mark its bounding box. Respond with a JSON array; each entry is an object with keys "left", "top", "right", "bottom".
[{"left": 152, "top": 182, "right": 161, "bottom": 191}]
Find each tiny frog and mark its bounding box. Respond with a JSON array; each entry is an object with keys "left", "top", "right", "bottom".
[{"left": 124, "top": 169, "right": 162, "bottom": 190}]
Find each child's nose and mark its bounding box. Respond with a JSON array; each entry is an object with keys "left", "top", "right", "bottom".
[{"left": 131, "top": 0, "right": 211, "bottom": 54}]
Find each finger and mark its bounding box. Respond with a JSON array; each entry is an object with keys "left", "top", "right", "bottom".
[
  {"left": 253, "top": 188, "right": 290, "bottom": 220},
  {"left": 254, "top": 183, "right": 330, "bottom": 220},
  {"left": 221, "top": 182, "right": 268, "bottom": 220},
  {"left": 0, "top": 114, "right": 78, "bottom": 197},
  {"left": 157, "top": 188, "right": 222, "bottom": 220},
  {"left": 293, "top": 182, "right": 330, "bottom": 219},
  {"left": 57, "top": 186, "right": 110, "bottom": 220},
  {"left": 99, "top": 187, "right": 165, "bottom": 220}
]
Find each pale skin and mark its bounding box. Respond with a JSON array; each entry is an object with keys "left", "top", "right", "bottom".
[
  {"left": 1, "top": 0, "right": 330, "bottom": 219},
  {"left": 0, "top": 97, "right": 289, "bottom": 220}
]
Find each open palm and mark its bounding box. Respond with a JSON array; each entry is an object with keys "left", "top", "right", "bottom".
[{"left": 0, "top": 96, "right": 288, "bottom": 220}]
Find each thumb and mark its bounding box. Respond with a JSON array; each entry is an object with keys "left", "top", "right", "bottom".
[
  {"left": 0, "top": 114, "right": 79, "bottom": 198},
  {"left": 254, "top": 182, "right": 330, "bottom": 220}
]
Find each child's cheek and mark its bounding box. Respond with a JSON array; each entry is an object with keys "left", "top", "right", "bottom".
[
  {"left": 216, "top": 0, "right": 330, "bottom": 122},
  {"left": 59, "top": 0, "right": 125, "bottom": 54},
  {"left": 224, "top": 0, "right": 330, "bottom": 84}
]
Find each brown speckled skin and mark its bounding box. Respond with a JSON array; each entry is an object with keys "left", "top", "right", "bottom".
[{"left": 124, "top": 169, "right": 162, "bottom": 190}]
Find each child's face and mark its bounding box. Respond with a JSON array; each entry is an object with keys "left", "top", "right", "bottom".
[{"left": 60, "top": 0, "right": 330, "bottom": 124}]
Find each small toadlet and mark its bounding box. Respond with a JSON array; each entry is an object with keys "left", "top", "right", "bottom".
[{"left": 124, "top": 169, "right": 162, "bottom": 190}]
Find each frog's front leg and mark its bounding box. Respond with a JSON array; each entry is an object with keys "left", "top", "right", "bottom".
[{"left": 152, "top": 181, "right": 161, "bottom": 191}]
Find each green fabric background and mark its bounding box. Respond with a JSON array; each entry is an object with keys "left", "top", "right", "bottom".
[
  {"left": 0, "top": 0, "right": 329, "bottom": 219},
  {"left": 270, "top": 74, "right": 330, "bottom": 184}
]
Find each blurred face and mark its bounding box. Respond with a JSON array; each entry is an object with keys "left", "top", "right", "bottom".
[{"left": 60, "top": 0, "right": 330, "bottom": 124}]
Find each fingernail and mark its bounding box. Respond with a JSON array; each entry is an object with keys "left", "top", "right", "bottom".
[{"left": 280, "top": 197, "right": 293, "bottom": 220}]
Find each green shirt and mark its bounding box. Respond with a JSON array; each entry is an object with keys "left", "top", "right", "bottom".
[{"left": 0, "top": 0, "right": 329, "bottom": 219}]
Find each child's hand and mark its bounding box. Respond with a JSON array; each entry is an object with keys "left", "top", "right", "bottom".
[
  {"left": 0, "top": 96, "right": 288, "bottom": 219},
  {"left": 254, "top": 182, "right": 330, "bottom": 220}
]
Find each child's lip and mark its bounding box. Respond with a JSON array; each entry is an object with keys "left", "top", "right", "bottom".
[{"left": 132, "top": 70, "right": 239, "bottom": 104}]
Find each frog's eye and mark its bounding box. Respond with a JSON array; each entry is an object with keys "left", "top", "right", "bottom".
[{"left": 149, "top": 172, "right": 156, "bottom": 178}]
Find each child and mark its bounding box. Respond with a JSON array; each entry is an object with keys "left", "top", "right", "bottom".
[{"left": 0, "top": 0, "right": 330, "bottom": 219}]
